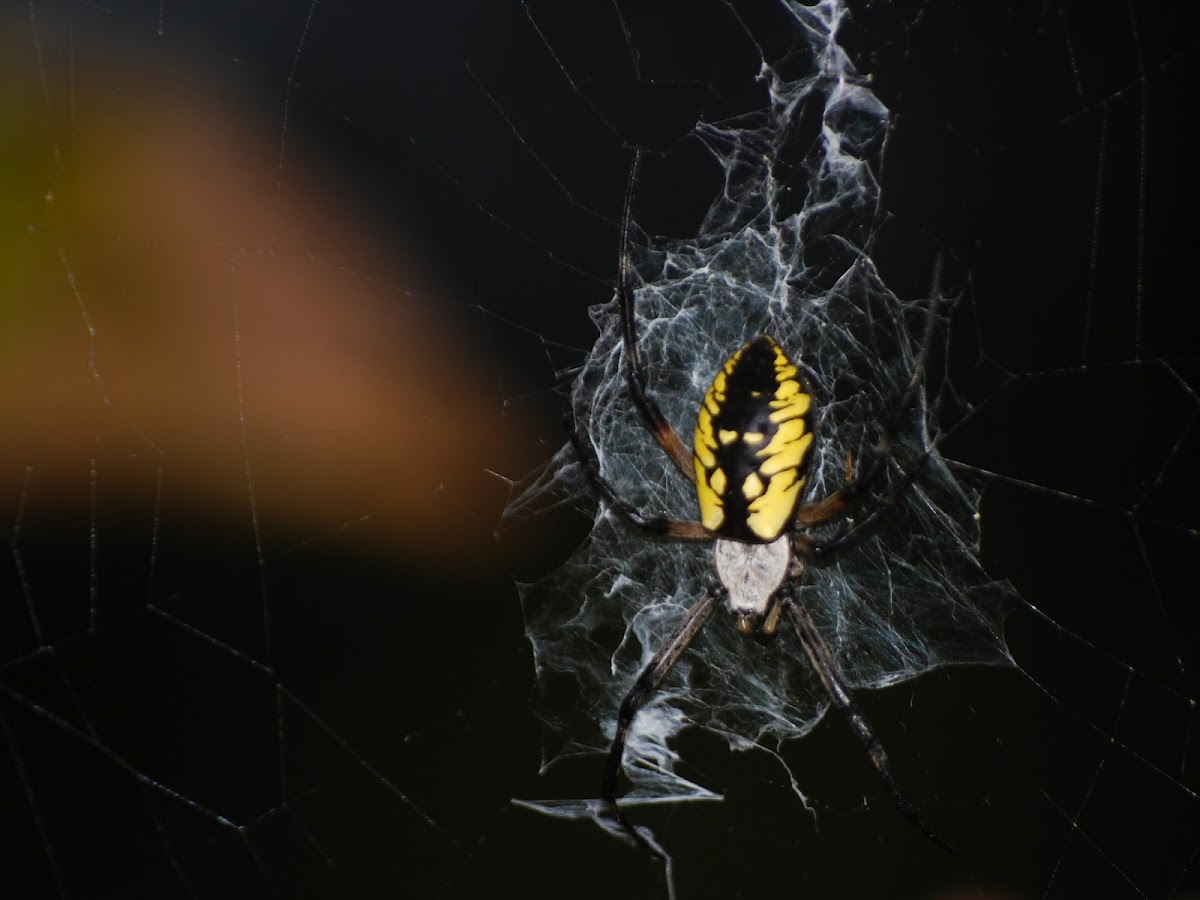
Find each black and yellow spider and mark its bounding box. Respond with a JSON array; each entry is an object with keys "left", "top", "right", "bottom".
[{"left": 570, "top": 162, "right": 949, "bottom": 855}]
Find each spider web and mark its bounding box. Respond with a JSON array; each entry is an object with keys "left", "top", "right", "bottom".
[
  {"left": 1, "top": 2, "right": 1198, "bottom": 900},
  {"left": 507, "top": 0, "right": 1014, "bottom": 821}
]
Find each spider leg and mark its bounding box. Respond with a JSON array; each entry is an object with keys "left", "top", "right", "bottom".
[
  {"left": 568, "top": 424, "right": 709, "bottom": 540},
  {"left": 783, "top": 595, "right": 955, "bottom": 854},
  {"left": 603, "top": 589, "right": 720, "bottom": 855},
  {"left": 617, "top": 150, "right": 695, "bottom": 482},
  {"left": 795, "top": 259, "right": 945, "bottom": 532},
  {"left": 795, "top": 451, "right": 932, "bottom": 559}
]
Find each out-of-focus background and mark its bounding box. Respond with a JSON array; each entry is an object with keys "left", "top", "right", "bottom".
[{"left": 1, "top": 2, "right": 1197, "bottom": 898}]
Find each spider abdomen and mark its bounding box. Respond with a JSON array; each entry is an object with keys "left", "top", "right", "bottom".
[{"left": 693, "top": 335, "right": 814, "bottom": 542}]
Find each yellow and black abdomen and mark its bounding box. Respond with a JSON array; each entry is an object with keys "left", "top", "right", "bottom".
[{"left": 693, "top": 336, "right": 814, "bottom": 542}]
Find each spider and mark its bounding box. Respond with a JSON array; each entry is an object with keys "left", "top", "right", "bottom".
[{"left": 569, "top": 159, "right": 950, "bottom": 857}]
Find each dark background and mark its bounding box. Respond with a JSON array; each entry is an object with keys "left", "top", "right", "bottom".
[{"left": 1, "top": 1, "right": 1197, "bottom": 898}]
